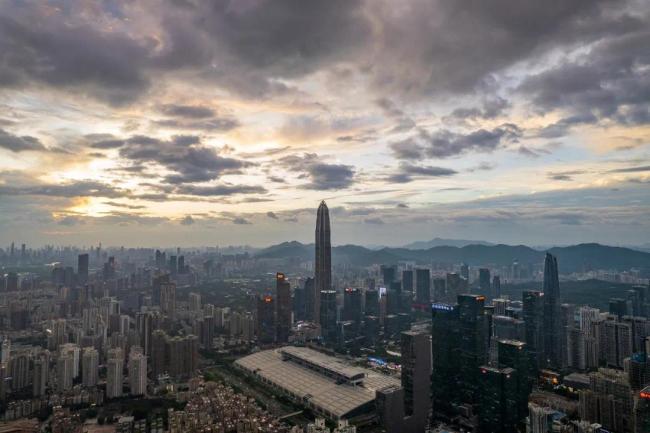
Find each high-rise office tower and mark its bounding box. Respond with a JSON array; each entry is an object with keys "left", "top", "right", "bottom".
[
  {"left": 432, "top": 277, "right": 446, "bottom": 302},
  {"left": 342, "top": 288, "right": 362, "bottom": 324},
  {"left": 365, "top": 289, "right": 379, "bottom": 317},
  {"left": 401, "top": 330, "right": 432, "bottom": 432},
  {"left": 152, "top": 273, "right": 170, "bottom": 305},
  {"left": 303, "top": 277, "right": 316, "bottom": 322},
  {"left": 446, "top": 272, "right": 466, "bottom": 300},
  {"left": 478, "top": 366, "right": 518, "bottom": 433},
  {"left": 431, "top": 302, "right": 461, "bottom": 415},
  {"left": 106, "top": 348, "right": 124, "bottom": 399},
  {"left": 319, "top": 290, "right": 338, "bottom": 343},
  {"left": 168, "top": 255, "right": 178, "bottom": 275},
  {"left": 542, "top": 253, "right": 561, "bottom": 368},
  {"left": 460, "top": 263, "right": 469, "bottom": 280},
  {"left": 629, "top": 285, "right": 649, "bottom": 318},
  {"left": 637, "top": 386, "right": 650, "bottom": 433},
  {"left": 160, "top": 282, "right": 176, "bottom": 317},
  {"left": 276, "top": 272, "right": 292, "bottom": 343},
  {"left": 314, "top": 201, "right": 331, "bottom": 324},
  {"left": 492, "top": 275, "right": 501, "bottom": 299},
  {"left": 609, "top": 298, "right": 628, "bottom": 320},
  {"left": 386, "top": 282, "right": 402, "bottom": 316},
  {"left": 293, "top": 284, "right": 306, "bottom": 322},
  {"left": 478, "top": 268, "right": 491, "bottom": 294},
  {"left": 128, "top": 347, "right": 147, "bottom": 396},
  {"left": 381, "top": 265, "right": 397, "bottom": 286},
  {"left": 523, "top": 290, "right": 545, "bottom": 371},
  {"left": 415, "top": 269, "right": 431, "bottom": 305},
  {"left": 378, "top": 330, "right": 432, "bottom": 433},
  {"left": 256, "top": 295, "right": 276, "bottom": 344},
  {"left": 177, "top": 255, "right": 185, "bottom": 274},
  {"left": 402, "top": 270, "right": 414, "bottom": 293},
  {"left": 78, "top": 253, "right": 89, "bottom": 284},
  {"left": 497, "top": 340, "right": 532, "bottom": 427},
  {"left": 82, "top": 347, "right": 99, "bottom": 387},
  {"left": 458, "top": 294, "right": 489, "bottom": 404}
]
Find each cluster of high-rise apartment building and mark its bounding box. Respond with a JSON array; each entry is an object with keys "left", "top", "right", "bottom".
[
  {"left": 246, "top": 201, "right": 650, "bottom": 432},
  {"left": 0, "top": 200, "right": 649, "bottom": 433}
]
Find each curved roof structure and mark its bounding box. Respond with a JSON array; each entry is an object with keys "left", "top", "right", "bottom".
[{"left": 235, "top": 346, "right": 399, "bottom": 420}]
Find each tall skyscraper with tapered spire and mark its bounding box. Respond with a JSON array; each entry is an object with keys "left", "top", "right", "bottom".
[
  {"left": 542, "top": 252, "right": 561, "bottom": 368},
  {"left": 314, "top": 201, "right": 331, "bottom": 324}
]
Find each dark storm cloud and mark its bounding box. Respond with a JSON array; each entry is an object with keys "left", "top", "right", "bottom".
[
  {"left": 153, "top": 118, "right": 240, "bottom": 132},
  {"left": 90, "top": 139, "right": 126, "bottom": 150},
  {"left": 303, "top": 163, "right": 355, "bottom": 190},
  {"left": 232, "top": 217, "right": 252, "bottom": 225},
  {"left": 536, "top": 113, "right": 599, "bottom": 138},
  {"left": 0, "top": 128, "right": 46, "bottom": 152},
  {"left": 518, "top": 145, "right": 552, "bottom": 158},
  {"left": 0, "top": 0, "right": 644, "bottom": 109},
  {"left": 520, "top": 28, "right": 650, "bottom": 126},
  {"left": 266, "top": 211, "right": 279, "bottom": 220},
  {"left": 448, "top": 97, "right": 510, "bottom": 121},
  {"left": 387, "top": 163, "right": 457, "bottom": 184},
  {"left": 467, "top": 162, "right": 496, "bottom": 172},
  {"left": 365, "top": 0, "right": 637, "bottom": 98},
  {"left": 195, "top": 0, "right": 371, "bottom": 92},
  {"left": 118, "top": 135, "right": 253, "bottom": 184},
  {"left": 0, "top": 180, "right": 127, "bottom": 198},
  {"left": 375, "top": 98, "right": 416, "bottom": 132},
  {"left": 391, "top": 124, "right": 522, "bottom": 160},
  {"left": 155, "top": 104, "right": 240, "bottom": 131},
  {"left": 547, "top": 170, "right": 587, "bottom": 181},
  {"left": 0, "top": 11, "right": 151, "bottom": 105},
  {"left": 389, "top": 140, "right": 424, "bottom": 160},
  {"left": 160, "top": 104, "right": 215, "bottom": 118},
  {"left": 609, "top": 165, "right": 650, "bottom": 173},
  {"left": 278, "top": 153, "right": 356, "bottom": 190},
  {"left": 549, "top": 174, "right": 573, "bottom": 181},
  {"left": 174, "top": 184, "right": 267, "bottom": 197}
]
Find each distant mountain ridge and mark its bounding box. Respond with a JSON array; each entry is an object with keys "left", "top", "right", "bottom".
[
  {"left": 255, "top": 241, "right": 650, "bottom": 273},
  {"left": 404, "top": 237, "right": 494, "bottom": 249}
]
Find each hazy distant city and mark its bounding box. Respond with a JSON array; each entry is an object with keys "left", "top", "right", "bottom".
[{"left": 1, "top": 1, "right": 650, "bottom": 433}]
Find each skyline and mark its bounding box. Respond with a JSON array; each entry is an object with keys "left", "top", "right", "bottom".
[{"left": 1, "top": 0, "right": 650, "bottom": 247}]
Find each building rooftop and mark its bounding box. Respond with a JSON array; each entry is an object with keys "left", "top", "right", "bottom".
[
  {"left": 235, "top": 346, "right": 399, "bottom": 419},
  {"left": 280, "top": 346, "right": 367, "bottom": 382}
]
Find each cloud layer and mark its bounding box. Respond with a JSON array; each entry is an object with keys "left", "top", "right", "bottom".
[{"left": 0, "top": 0, "right": 649, "bottom": 246}]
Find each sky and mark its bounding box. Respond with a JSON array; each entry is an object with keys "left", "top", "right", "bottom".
[{"left": 0, "top": 0, "right": 649, "bottom": 248}]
